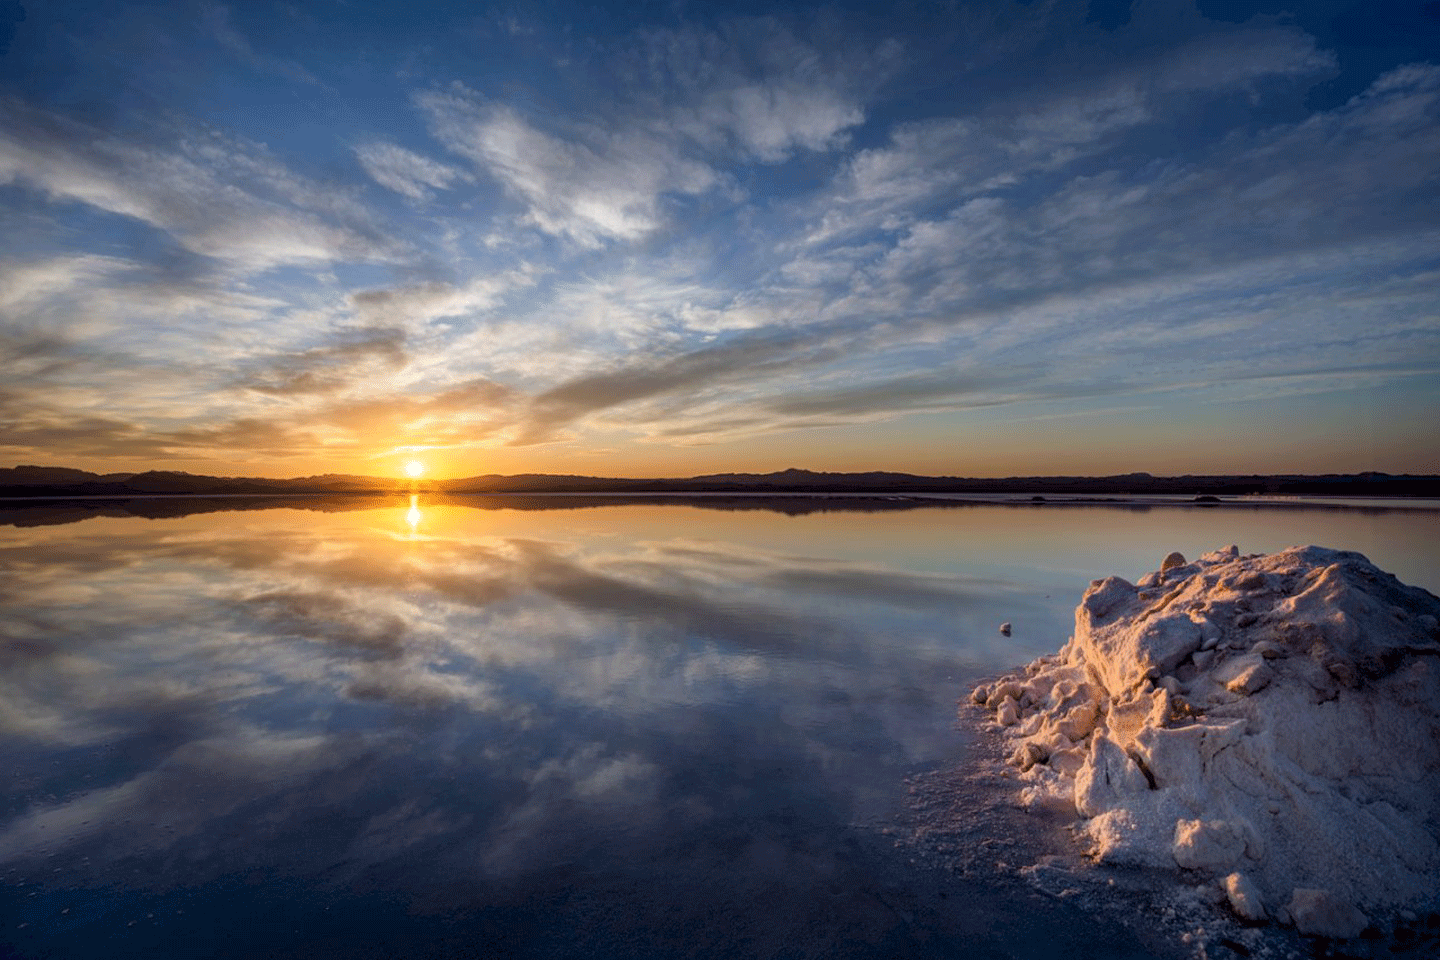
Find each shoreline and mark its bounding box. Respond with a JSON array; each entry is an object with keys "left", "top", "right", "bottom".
[{"left": 3, "top": 490, "right": 1438, "bottom": 508}]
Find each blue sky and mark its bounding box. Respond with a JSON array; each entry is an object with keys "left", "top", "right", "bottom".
[{"left": 1, "top": 0, "right": 1437, "bottom": 478}]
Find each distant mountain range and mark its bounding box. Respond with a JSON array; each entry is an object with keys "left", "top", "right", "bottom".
[{"left": 2, "top": 465, "right": 1436, "bottom": 497}]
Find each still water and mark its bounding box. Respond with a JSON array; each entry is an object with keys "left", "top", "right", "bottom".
[{"left": 1, "top": 497, "right": 1436, "bottom": 959}]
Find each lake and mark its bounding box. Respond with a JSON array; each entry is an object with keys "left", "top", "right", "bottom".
[{"left": 2, "top": 496, "right": 1436, "bottom": 959}]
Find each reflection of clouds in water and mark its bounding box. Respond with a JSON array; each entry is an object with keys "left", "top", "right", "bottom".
[
  {"left": 481, "top": 744, "right": 661, "bottom": 877},
  {"left": 347, "top": 660, "right": 505, "bottom": 712},
  {"left": 0, "top": 505, "right": 1039, "bottom": 904},
  {"left": 0, "top": 509, "right": 1033, "bottom": 762},
  {"left": 241, "top": 589, "right": 415, "bottom": 659},
  {"left": 0, "top": 726, "right": 371, "bottom": 887}
]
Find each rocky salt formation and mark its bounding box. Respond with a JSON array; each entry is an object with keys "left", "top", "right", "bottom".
[{"left": 972, "top": 545, "right": 1440, "bottom": 939}]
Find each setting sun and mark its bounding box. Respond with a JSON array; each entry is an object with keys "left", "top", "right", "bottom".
[{"left": 404, "top": 460, "right": 425, "bottom": 478}]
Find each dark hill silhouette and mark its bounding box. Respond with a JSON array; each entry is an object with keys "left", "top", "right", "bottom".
[{"left": 1, "top": 464, "right": 1436, "bottom": 498}]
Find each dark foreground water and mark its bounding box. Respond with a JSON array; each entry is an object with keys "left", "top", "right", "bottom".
[{"left": 2, "top": 497, "right": 1436, "bottom": 959}]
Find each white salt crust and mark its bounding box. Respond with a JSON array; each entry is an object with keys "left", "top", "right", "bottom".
[{"left": 972, "top": 545, "right": 1440, "bottom": 939}]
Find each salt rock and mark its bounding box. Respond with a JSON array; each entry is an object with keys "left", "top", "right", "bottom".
[
  {"left": 1173, "top": 818, "right": 1245, "bottom": 872},
  {"left": 1224, "top": 872, "right": 1266, "bottom": 921},
  {"left": 970, "top": 545, "right": 1440, "bottom": 931},
  {"left": 1287, "top": 888, "right": 1368, "bottom": 939},
  {"left": 1074, "top": 734, "right": 1149, "bottom": 818},
  {"left": 1215, "top": 654, "right": 1270, "bottom": 694},
  {"left": 1161, "top": 551, "right": 1187, "bottom": 573}
]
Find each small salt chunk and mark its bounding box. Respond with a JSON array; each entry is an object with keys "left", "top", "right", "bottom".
[
  {"left": 1286, "top": 888, "right": 1368, "bottom": 939},
  {"left": 999, "top": 622, "right": 1012, "bottom": 637},
  {"left": 1201, "top": 545, "right": 1240, "bottom": 563},
  {"left": 1231, "top": 571, "right": 1266, "bottom": 592},
  {"left": 1173, "top": 819, "right": 1246, "bottom": 872},
  {"left": 1082, "top": 577, "right": 1137, "bottom": 619},
  {"left": 1012, "top": 741, "right": 1047, "bottom": 771},
  {"left": 1223, "top": 872, "right": 1266, "bottom": 922},
  {"left": 970, "top": 685, "right": 990, "bottom": 705},
  {"left": 1075, "top": 734, "right": 1151, "bottom": 816},
  {"left": 1049, "top": 747, "right": 1086, "bottom": 777},
  {"left": 1161, "top": 551, "right": 1187, "bottom": 574},
  {"left": 1056, "top": 701, "right": 1100, "bottom": 741},
  {"left": 1220, "top": 657, "right": 1271, "bottom": 695},
  {"left": 997, "top": 698, "right": 1019, "bottom": 727},
  {"left": 991, "top": 680, "right": 1024, "bottom": 703},
  {"left": 1250, "top": 640, "right": 1283, "bottom": 659}
]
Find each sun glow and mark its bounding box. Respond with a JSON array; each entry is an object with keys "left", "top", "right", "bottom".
[{"left": 404, "top": 460, "right": 425, "bottom": 478}]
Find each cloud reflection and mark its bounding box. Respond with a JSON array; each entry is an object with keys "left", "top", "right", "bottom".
[{"left": 0, "top": 498, "right": 1052, "bottom": 947}]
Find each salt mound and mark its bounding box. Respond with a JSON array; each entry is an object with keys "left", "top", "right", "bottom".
[{"left": 972, "top": 545, "right": 1440, "bottom": 938}]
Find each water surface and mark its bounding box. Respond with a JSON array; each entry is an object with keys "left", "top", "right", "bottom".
[{"left": 2, "top": 497, "right": 1435, "bottom": 958}]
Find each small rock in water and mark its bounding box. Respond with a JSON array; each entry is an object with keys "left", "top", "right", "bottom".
[{"left": 999, "top": 622, "right": 1012, "bottom": 637}]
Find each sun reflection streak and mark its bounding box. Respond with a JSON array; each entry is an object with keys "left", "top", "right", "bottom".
[{"left": 406, "top": 494, "right": 422, "bottom": 534}]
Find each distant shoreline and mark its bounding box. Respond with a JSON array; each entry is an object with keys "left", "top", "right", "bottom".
[
  {"left": 3, "top": 465, "right": 1437, "bottom": 500},
  {"left": 3, "top": 490, "right": 1440, "bottom": 503},
  {"left": 3, "top": 490, "right": 1438, "bottom": 527}
]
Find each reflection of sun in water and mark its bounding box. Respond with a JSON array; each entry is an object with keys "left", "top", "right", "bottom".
[
  {"left": 404, "top": 460, "right": 425, "bottom": 478},
  {"left": 406, "top": 494, "right": 422, "bottom": 531}
]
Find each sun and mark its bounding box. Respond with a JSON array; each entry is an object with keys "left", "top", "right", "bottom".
[{"left": 404, "top": 460, "right": 425, "bottom": 478}]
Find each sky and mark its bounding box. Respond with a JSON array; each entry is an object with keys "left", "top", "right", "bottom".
[{"left": 1, "top": 0, "right": 1437, "bottom": 480}]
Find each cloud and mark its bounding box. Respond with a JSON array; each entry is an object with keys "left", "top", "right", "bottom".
[
  {"left": 763, "top": 368, "right": 1018, "bottom": 419},
  {"left": 0, "top": 254, "right": 128, "bottom": 318},
  {"left": 238, "top": 326, "right": 409, "bottom": 396},
  {"left": 1005, "top": 27, "right": 1333, "bottom": 157},
  {"left": 418, "top": 88, "right": 719, "bottom": 247},
  {"left": 756, "top": 59, "right": 1440, "bottom": 398},
  {"left": 353, "top": 141, "right": 470, "bottom": 201},
  {"left": 807, "top": 24, "right": 1335, "bottom": 249},
  {"left": 202, "top": 1, "right": 321, "bottom": 86},
  {"left": 347, "top": 269, "right": 535, "bottom": 330},
  {"left": 689, "top": 82, "right": 863, "bottom": 161},
  {"left": 634, "top": 18, "right": 873, "bottom": 161},
  {"left": 7, "top": 40, "right": 1434, "bottom": 467},
  {"left": 2, "top": 6, "right": 1436, "bottom": 471},
  {"left": 0, "top": 99, "right": 398, "bottom": 270},
  {"left": 511, "top": 326, "right": 845, "bottom": 444},
  {"left": 413, "top": 19, "right": 874, "bottom": 247},
  {"left": 0, "top": 361, "right": 525, "bottom": 465}
]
